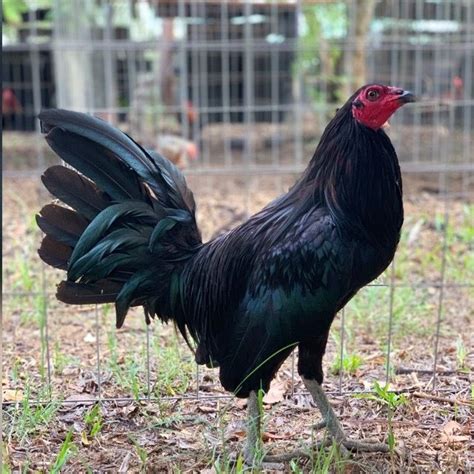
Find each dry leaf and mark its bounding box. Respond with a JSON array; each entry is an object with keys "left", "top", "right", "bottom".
[
  {"left": 235, "top": 398, "right": 247, "bottom": 409},
  {"left": 81, "top": 431, "right": 91, "bottom": 446},
  {"left": 263, "top": 379, "right": 290, "bottom": 405},
  {"left": 83, "top": 333, "right": 96, "bottom": 343},
  {"left": 440, "top": 421, "right": 470, "bottom": 444},
  {"left": 226, "top": 429, "right": 246, "bottom": 441},
  {"left": 443, "top": 421, "right": 462, "bottom": 435},
  {"left": 262, "top": 431, "right": 291, "bottom": 441},
  {"left": 3, "top": 389, "right": 24, "bottom": 402}
]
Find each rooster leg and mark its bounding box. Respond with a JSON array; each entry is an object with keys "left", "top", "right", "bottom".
[
  {"left": 243, "top": 391, "right": 312, "bottom": 465},
  {"left": 302, "top": 377, "right": 389, "bottom": 453},
  {"left": 243, "top": 391, "right": 262, "bottom": 464}
]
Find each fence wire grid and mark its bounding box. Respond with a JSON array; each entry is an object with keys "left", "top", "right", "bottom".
[{"left": 2, "top": 0, "right": 473, "bottom": 410}]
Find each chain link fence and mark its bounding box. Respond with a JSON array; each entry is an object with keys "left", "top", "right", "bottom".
[{"left": 3, "top": 0, "right": 473, "bottom": 409}]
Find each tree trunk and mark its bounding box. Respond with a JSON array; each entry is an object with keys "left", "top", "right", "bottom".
[{"left": 350, "top": 0, "right": 376, "bottom": 90}]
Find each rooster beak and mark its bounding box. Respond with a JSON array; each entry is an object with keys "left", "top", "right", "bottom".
[{"left": 397, "top": 90, "right": 416, "bottom": 104}]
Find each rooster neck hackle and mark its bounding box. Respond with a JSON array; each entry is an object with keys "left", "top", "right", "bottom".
[{"left": 284, "top": 97, "right": 403, "bottom": 251}]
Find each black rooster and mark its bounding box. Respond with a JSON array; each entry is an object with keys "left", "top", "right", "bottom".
[{"left": 37, "top": 84, "right": 414, "bottom": 461}]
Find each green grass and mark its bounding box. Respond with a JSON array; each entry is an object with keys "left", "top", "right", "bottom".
[
  {"left": 129, "top": 436, "right": 148, "bottom": 473},
  {"left": 330, "top": 353, "right": 364, "bottom": 376},
  {"left": 6, "top": 384, "right": 60, "bottom": 443},
  {"left": 35, "top": 295, "right": 49, "bottom": 381},
  {"left": 152, "top": 341, "right": 194, "bottom": 397},
  {"left": 391, "top": 205, "right": 474, "bottom": 286},
  {"left": 52, "top": 342, "right": 78, "bottom": 375},
  {"left": 106, "top": 324, "right": 194, "bottom": 399},
  {"left": 355, "top": 381, "right": 408, "bottom": 455},
  {"left": 105, "top": 329, "right": 144, "bottom": 399},
  {"left": 50, "top": 430, "right": 77, "bottom": 473},
  {"left": 308, "top": 441, "right": 346, "bottom": 474},
  {"left": 16, "top": 256, "right": 35, "bottom": 292},
  {"left": 455, "top": 336, "right": 468, "bottom": 372},
  {"left": 84, "top": 404, "right": 103, "bottom": 440},
  {"left": 345, "top": 286, "right": 434, "bottom": 346}
]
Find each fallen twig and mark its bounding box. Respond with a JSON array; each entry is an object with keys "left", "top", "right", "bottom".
[
  {"left": 395, "top": 366, "right": 459, "bottom": 376},
  {"left": 412, "top": 391, "right": 473, "bottom": 407}
]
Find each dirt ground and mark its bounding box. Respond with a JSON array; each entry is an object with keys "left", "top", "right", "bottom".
[{"left": 2, "top": 168, "right": 473, "bottom": 472}]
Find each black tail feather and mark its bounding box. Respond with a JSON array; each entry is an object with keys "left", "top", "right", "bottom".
[
  {"left": 37, "top": 108, "right": 201, "bottom": 329},
  {"left": 44, "top": 128, "right": 148, "bottom": 203},
  {"left": 38, "top": 235, "right": 72, "bottom": 270},
  {"left": 57, "top": 280, "right": 121, "bottom": 305},
  {"left": 37, "top": 204, "right": 89, "bottom": 247},
  {"left": 42, "top": 165, "right": 110, "bottom": 220}
]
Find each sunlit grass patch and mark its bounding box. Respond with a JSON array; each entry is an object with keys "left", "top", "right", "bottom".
[{"left": 3, "top": 384, "right": 60, "bottom": 444}]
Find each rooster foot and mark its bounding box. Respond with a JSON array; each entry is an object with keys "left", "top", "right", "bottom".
[
  {"left": 243, "top": 391, "right": 311, "bottom": 466},
  {"left": 302, "top": 377, "right": 390, "bottom": 455},
  {"left": 243, "top": 383, "right": 390, "bottom": 467}
]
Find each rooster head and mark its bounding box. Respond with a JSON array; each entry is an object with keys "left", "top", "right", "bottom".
[{"left": 351, "top": 84, "right": 415, "bottom": 130}]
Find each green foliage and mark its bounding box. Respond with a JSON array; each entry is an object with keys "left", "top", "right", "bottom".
[
  {"left": 387, "top": 423, "right": 396, "bottom": 453},
  {"left": 2, "top": 0, "right": 28, "bottom": 24},
  {"left": 10, "top": 358, "right": 22, "bottom": 384},
  {"left": 295, "top": 4, "right": 348, "bottom": 106},
  {"left": 309, "top": 440, "right": 345, "bottom": 474},
  {"left": 2, "top": 441, "right": 12, "bottom": 473},
  {"left": 289, "top": 459, "right": 304, "bottom": 473},
  {"left": 212, "top": 455, "right": 245, "bottom": 474},
  {"left": 84, "top": 404, "right": 103, "bottom": 438},
  {"left": 35, "top": 295, "right": 48, "bottom": 381},
  {"left": 357, "top": 381, "right": 407, "bottom": 412},
  {"left": 346, "top": 286, "right": 433, "bottom": 344},
  {"left": 331, "top": 353, "right": 364, "bottom": 375},
  {"left": 152, "top": 337, "right": 193, "bottom": 397},
  {"left": 106, "top": 330, "right": 143, "bottom": 398},
  {"left": 50, "top": 430, "right": 76, "bottom": 474},
  {"left": 8, "top": 385, "right": 59, "bottom": 442},
  {"left": 52, "top": 342, "right": 78, "bottom": 375},
  {"left": 459, "top": 205, "right": 474, "bottom": 244},
  {"left": 355, "top": 382, "right": 405, "bottom": 454},
  {"left": 16, "top": 257, "right": 34, "bottom": 292}
]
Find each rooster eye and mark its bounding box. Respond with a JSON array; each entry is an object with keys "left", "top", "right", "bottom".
[{"left": 366, "top": 89, "right": 380, "bottom": 101}]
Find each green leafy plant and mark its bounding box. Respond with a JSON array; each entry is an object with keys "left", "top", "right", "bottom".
[
  {"left": 295, "top": 3, "right": 348, "bottom": 109},
  {"left": 361, "top": 381, "right": 407, "bottom": 411},
  {"left": 50, "top": 430, "right": 76, "bottom": 474},
  {"left": 84, "top": 404, "right": 103, "bottom": 439},
  {"left": 331, "top": 353, "right": 364, "bottom": 376}
]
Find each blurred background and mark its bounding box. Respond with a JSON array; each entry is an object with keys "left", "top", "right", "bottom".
[
  {"left": 2, "top": 1, "right": 473, "bottom": 472},
  {"left": 3, "top": 0, "right": 473, "bottom": 182}
]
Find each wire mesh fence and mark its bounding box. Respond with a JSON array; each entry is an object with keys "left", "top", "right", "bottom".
[{"left": 2, "top": 0, "right": 473, "bottom": 411}]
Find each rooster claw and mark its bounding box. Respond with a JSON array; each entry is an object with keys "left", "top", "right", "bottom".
[{"left": 340, "top": 437, "right": 389, "bottom": 453}]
